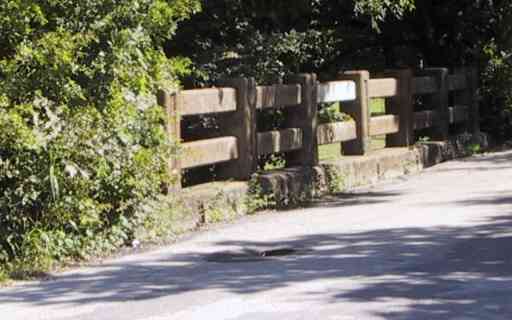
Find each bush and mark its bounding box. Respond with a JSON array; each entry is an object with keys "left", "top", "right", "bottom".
[
  {"left": 480, "top": 41, "right": 512, "bottom": 141},
  {"left": 0, "top": 0, "right": 200, "bottom": 276},
  {"left": 318, "top": 103, "right": 353, "bottom": 124}
]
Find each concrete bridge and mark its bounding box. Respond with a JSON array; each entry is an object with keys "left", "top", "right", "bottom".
[{"left": 1, "top": 148, "right": 512, "bottom": 319}]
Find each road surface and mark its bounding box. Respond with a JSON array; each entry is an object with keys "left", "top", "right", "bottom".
[{"left": 2, "top": 150, "right": 512, "bottom": 319}]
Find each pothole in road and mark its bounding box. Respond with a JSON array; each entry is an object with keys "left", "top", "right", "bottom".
[
  {"left": 260, "top": 248, "right": 296, "bottom": 257},
  {"left": 205, "top": 247, "right": 305, "bottom": 263}
]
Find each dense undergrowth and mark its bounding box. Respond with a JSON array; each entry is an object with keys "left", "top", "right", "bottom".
[{"left": 0, "top": 0, "right": 199, "bottom": 279}]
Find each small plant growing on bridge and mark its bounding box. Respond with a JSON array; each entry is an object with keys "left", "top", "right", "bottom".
[
  {"left": 318, "top": 103, "right": 353, "bottom": 124},
  {"left": 246, "top": 174, "right": 276, "bottom": 213}
]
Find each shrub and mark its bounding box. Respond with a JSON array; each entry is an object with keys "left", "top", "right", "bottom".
[
  {"left": 318, "top": 103, "right": 353, "bottom": 124},
  {"left": 0, "top": 0, "right": 200, "bottom": 276},
  {"left": 480, "top": 41, "right": 512, "bottom": 141}
]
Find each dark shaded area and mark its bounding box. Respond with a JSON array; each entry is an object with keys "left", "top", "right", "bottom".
[
  {"left": 205, "top": 247, "right": 303, "bottom": 263},
  {"left": 306, "top": 190, "right": 401, "bottom": 208},
  {"left": 452, "top": 192, "right": 512, "bottom": 207},
  {"left": 338, "top": 217, "right": 512, "bottom": 319}
]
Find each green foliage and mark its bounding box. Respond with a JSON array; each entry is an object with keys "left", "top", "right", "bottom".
[
  {"left": 377, "top": 1, "right": 512, "bottom": 140},
  {"left": 480, "top": 40, "right": 512, "bottom": 141},
  {"left": 200, "top": 191, "right": 238, "bottom": 223},
  {"left": 325, "top": 166, "right": 347, "bottom": 194},
  {"left": 169, "top": 0, "right": 415, "bottom": 86},
  {"left": 318, "top": 103, "right": 353, "bottom": 124},
  {"left": 0, "top": 0, "right": 199, "bottom": 276},
  {"left": 467, "top": 143, "right": 482, "bottom": 155},
  {"left": 354, "top": 0, "right": 415, "bottom": 30},
  {"left": 246, "top": 175, "right": 276, "bottom": 213}
]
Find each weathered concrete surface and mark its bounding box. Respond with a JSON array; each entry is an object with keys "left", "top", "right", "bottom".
[
  {"left": 317, "top": 121, "right": 357, "bottom": 145},
  {"left": 2, "top": 149, "right": 512, "bottom": 319},
  {"left": 172, "top": 133, "right": 489, "bottom": 229},
  {"left": 259, "top": 133, "right": 489, "bottom": 205}
]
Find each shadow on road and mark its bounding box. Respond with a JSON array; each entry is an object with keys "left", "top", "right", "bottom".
[
  {"left": 305, "top": 190, "right": 401, "bottom": 208},
  {"left": 2, "top": 150, "right": 512, "bottom": 318},
  {"left": 2, "top": 212, "right": 512, "bottom": 319},
  {"left": 430, "top": 149, "right": 512, "bottom": 173}
]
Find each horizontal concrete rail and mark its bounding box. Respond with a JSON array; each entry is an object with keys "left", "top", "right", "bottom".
[
  {"left": 369, "top": 115, "right": 400, "bottom": 136},
  {"left": 414, "top": 110, "right": 438, "bottom": 130},
  {"left": 449, "top": 105, "right": 469, "bottom": 124},
  {"left": 413, "top": 76, "right": 438, "bottom": 95},
  {"left": 257, "top": 128, "right": 303, "bottom": 156},
  {"left": 255, "top": 84, "right": 302, "bottom": 109},
  {"left": 181, "top": 136, "right": 238, "bottom": 169},
  {"left": 413, "top": 106, "right": 468, "bottom": 131},
  {"left": 448, "top": 75, "right": 468, "bottom": 91},
  {"left": 368, "top": 78, "right": 398, "bottom": 98},
  {"left": 317, "top": 81, "right": 356, "bottom": 103},
  {"left": 317, "top": 121, "right": 357, "bottom": 145},
  {"left": 181, "top": 88, "right": 237, "bottom": 116}
]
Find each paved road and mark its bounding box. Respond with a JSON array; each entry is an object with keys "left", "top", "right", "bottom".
[{"left": 2, "top": 150, "right": 512, "bottom": 319}]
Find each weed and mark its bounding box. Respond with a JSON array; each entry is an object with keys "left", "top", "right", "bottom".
[
  {"left": 325, "top": 166, "right": 347, "bottom": 194},
  {"left": 467, "top": 143, "right": 482, "bottom": 155},
  {"left": 246, "top": 175, "right": 276, "bottom": 213}
]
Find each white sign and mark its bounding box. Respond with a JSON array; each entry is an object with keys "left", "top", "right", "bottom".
[{"left": 317, "top": 81, "right": 356, "bottom": 103}]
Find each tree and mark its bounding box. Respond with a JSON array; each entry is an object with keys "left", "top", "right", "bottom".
[
  {"left": 169, "top": 0, "right": 512, "bottom": 140},
  {"left": 167, "top": 0, "right": 415, "bottom": 86}
]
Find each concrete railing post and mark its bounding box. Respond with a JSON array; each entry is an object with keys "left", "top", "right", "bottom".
[
  {"left": 157, "top": 89, "right": 182, "bottom": 191},
  {"left": 419, "top": 68, "right": 449, "bottom": 140},
  {"left": 385, "top": 68, "right": 414, "bottom": 147},
  {"left": 284, "top": 73, "right": 319, "bottom": 167},
  {"left": 337, "top": 70, "right": 370, "bottom": 155},
  {"left": 217, "top": 77, "right": 257, "bottom": 180}
]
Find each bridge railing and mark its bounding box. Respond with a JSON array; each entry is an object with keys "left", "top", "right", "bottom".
[{"left": 158, "top": 67, "right": 479, "bottom": 189}]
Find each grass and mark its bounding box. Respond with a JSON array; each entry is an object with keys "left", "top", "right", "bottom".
[
  {"left": 319, "top": 143, "right": 342, "bottom": 162},
  {"left": 371, "top": 98, "right": 385, "bottom": 115},
  {"left": 370, "top": 135, "right": 386, "bottom": 150},
  {"left": 369, "top": 99, "right": 386, "bottom": 151},
  {"left": 318, "top": 99, "right": 387, "bottom": 162}
]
